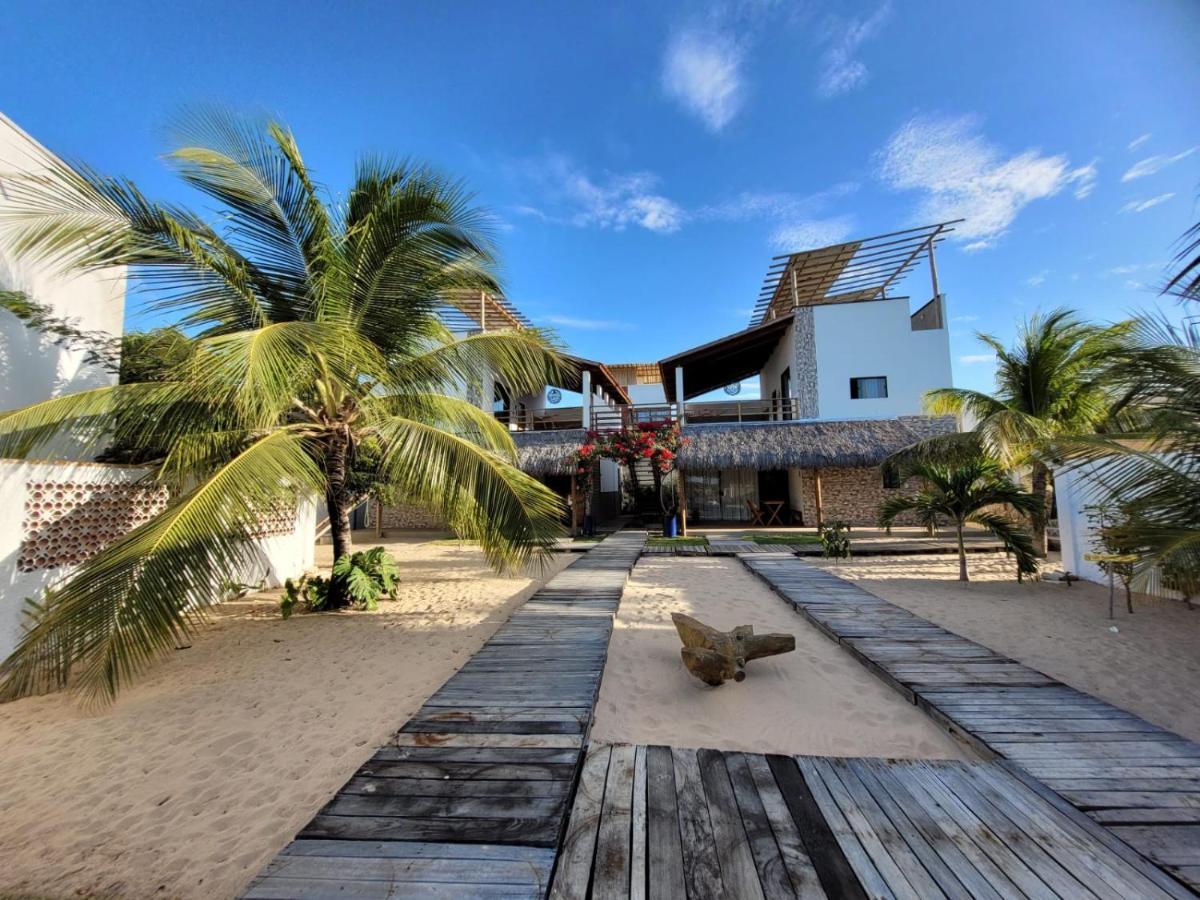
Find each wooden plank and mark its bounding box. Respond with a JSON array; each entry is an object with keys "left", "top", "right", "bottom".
[
  {"left": 593, "top": 744, "right": 636, "bottom": 900},
  {"left": 743, "top": 754, "right": 827, "bottom": 900},
  {"left": 1108, "top": 825, "right": 1200, "bottom": 866},
  {"left": 837, "top": 760, "right": 973, "bottom": 900},
  {"left": 697, "top": 749, "right": 766, "bottom": 900},
  {"left": 672, "top": 747, "right": 726, "bottom": 899},
  {"left": 645, "top": 745, "right": 687, "bottom": 900},
  {"left": 549, "top": 742, "right": 611, "bottom": 899},
  {"left": 801, "top": 757, "right": 923, "bottom": 900},
  {"left": 299, "top": 813, "right": 561, "bottom": 846},
  {"left": 766, "top": 755, "right": 871, "bottom": 900},
  {"left": 724, "top": 752, "right": 805, "bottom": 900},
  {"left": 630, "top": 746, "right": 647, "bottom": 900}
]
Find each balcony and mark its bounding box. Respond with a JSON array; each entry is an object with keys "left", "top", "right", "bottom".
[
  {"left": 590, "top": 397, "right": 802, "bottom": 430},
  {"left": 494, "top": 407, "right": 585, "bottom": 432}
]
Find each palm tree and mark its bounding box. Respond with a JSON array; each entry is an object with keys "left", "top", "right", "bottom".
[
  {"left": 0, "top": 111, "right": 566, "bottom": 703},
  {"left": 877, "top": 458, "right": 1040, "bottom": 582},
  {"left": 924, "top": 309, "right": 1130, "bottom": 557},
  {"left": 1059, "top": 217, "right": 1200, "bottom": 596}
]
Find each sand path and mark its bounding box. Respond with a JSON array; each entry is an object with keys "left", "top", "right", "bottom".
[{"left": 590, "top": 555, "right": 969, "bottom": 759}]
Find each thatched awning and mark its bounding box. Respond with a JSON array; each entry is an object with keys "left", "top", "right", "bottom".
[
  {"left": 512, "top": 429, "right": 587, "bottom": 477},
  {"left": 678, "top": 416, "right": 955, "bottom": 471}
]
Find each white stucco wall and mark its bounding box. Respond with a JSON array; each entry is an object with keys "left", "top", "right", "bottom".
[
  {"left": 1053, "top": 463, "right": 1107, "bottom": 584},
  {"left": 758, "top": 322, "right": 796, "bottom": 407},
  {"left": 0, "top": 459, "right": 317, "bottom": 662},
  {"left": 812, "top": 297, "right": 951, "bottom": 419},
  {"left": 0, "top": 113, "right": 125, "bottom": 416}
]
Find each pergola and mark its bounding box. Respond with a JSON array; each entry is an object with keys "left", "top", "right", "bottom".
[{"left": 752, "top": 220, "right": 962, "bottom": 326}]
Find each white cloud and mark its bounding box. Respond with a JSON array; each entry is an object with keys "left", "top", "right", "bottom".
[
  {"left": 516, "top": 155, "right": 684, "bottom": 234},
  {"left": 1106, "top": 264, "right": 1141, "bottom": 275},
  {"left": 877, "top": 114, "right": 1089, "bottom": 249},
  {"left": 662, "top": 29, "right": 745, "bottom": 132},
  {"left": 959, "top": 354, "right": 993, "bottom": 365},
  {"left": 542, "top": 315, "right": 632, "bottom": 331},
  {"left": 1128, "top": 133, "right": 1152, "bottom": 151},
  {"left": 1067, "top": 161, "right": 1098, "bottom": 199},
  {"left": 1122, "top": 147, "right": 1197, "bottom": 182},
  {"left": 1025, "top": 271, "right": 1048, "bottom": 287},
  {"left": 769, "top": 215, "right": 857, "bottom": 251},
  {"left": 816, "top": 3, "right": 892, "bottom": 98},
  {"left": 701, "top": 183, "right": 859, "bottom": 222},
  {"left": 1121, "top": 193, "right": 1175, "bottom": 214},
  {"left": 951, "top": 314, "right": 979, "bottom": 323}
]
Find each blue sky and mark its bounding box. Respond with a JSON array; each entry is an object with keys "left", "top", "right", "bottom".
[{"left": 1, "top": 0, "right": 1197, "bottom": 393}]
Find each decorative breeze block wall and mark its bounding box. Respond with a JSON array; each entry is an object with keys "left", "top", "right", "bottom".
[{"left": 19, "top": 479, "right": 170, "bottom": 572}]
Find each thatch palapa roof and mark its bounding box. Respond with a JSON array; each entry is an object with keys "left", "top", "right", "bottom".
[
  {"left": 678, "top": 416, "right": 956, "bottom": 471},
  {"left": 512, "top": 429, "right": 587, "bottom": 477}
]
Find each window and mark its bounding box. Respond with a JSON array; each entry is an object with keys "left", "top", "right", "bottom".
[
  {"left": 881, "top": 465, "right": 902, "bottom": 489},
  {"left": 850, "top": 376, "right": 888, "bottom": 400}
]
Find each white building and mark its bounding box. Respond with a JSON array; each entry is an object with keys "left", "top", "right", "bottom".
[{"left": 0, "top": 113, "right": 126, "bottom": 413}]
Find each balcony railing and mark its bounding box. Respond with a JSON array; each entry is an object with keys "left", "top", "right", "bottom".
[
  {"left": 495, "top": 407, "right": 585, "bottom": 431},
  {"left": 589, "top": 397, "right": 802, "bottom": 430}
]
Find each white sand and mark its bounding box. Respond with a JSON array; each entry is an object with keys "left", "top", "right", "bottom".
[
  {"left": 0, "top": 536, "right": 572, "bottom": 900},
  {"left": 810, "top": 553, "right": 1200, "bottom": 743},
  {"left": 590, "top": 555, "right": 970, "bottom": 759}
]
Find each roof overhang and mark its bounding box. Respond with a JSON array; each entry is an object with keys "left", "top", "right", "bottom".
[
  {"left": 753, "top": 220, "right": 961, "bottom": 326},
  {"left": 560, "top": 354, "right": 632, "bottom": 405},
  {"left": 658, "top": 315, "right": 793, "bottom": 402}
]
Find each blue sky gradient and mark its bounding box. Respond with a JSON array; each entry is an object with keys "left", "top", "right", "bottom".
[{"left": 2, "top": 0, "right": 1197, "bottom": 392}]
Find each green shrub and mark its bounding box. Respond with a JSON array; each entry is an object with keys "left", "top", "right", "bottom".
[
  {"left": 281, "top": 546, "right": 399, "bottom": 618},
  {"left": 820, "top": 521, "right": 851, "bottom": 559}
]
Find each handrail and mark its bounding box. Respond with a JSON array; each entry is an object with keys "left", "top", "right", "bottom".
[{"left": 589, "top": 397, "right": 801, "bottom": 430}]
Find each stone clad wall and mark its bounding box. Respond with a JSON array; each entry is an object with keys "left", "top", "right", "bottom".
[
  {"left": 377, "top": 502, "right": 444, "bottom": 530},
  {"left": 795, "top": 466, "right": 925, "bottom": 526}
]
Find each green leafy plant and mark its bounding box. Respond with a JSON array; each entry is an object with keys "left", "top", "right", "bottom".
[
  {"left": 281, "top": 547, "right": 398, "bottom": 617},
  {"left": 820, "top": 521, "right": 851, "bottom": 559}
]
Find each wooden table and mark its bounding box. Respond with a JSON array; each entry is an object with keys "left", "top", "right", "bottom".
[{"left": 762, "top": 500, "right": 786, "bottom": 526}]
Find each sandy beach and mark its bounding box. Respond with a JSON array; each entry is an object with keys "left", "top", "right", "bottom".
[
  {"left": 590, "top": 555, "right": 969, "bottom": 759},
  {"left": 810, "top": 553, "right": 1200, "bottom": 743},
  {"left": 0, "top": 536, "right": 572, "bottom": 900}
]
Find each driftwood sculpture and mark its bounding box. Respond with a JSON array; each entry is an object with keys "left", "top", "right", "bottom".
[{"left": 671, "top": 612, "right": 795, "bottom": 686}]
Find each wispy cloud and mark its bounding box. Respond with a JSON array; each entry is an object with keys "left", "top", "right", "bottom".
[
  {"left": 701, "top": 182, "right": 859, "bottom": 222},
  {"left": 1120, "top": 192, "right": 1175, "bottom": 214},
  {"left": 877, "top": 114, "right": 1092, "bottom": 250},
  {"left": 815, "top": 3, "right": 892, "bottom": 98},
  {"left": 1122, "top": 147, "right": 1197, "bottom": 182},
  {"left": 541, "top": 315, "right": 632, "bottom": 331},
  {"left": 513, "top": 154, "right": 684, "bottom": 234},
  {"left": 769, "top": 216, "right": 857, "bottom": 252},
  {"left": 662, "top": 28, "right": 745, "bottom": 132},
  {"left": 1025, "top": 270, "right": 1048, "bottom": 287},
  {"left": 1068, "top": 161, "right": 1098, "bottom": 199},
  {"left": 1128, "top": 133, "right": 1152, "bottom": 151},
  {"left": 959, "top": 354, "right": 994, "bottom": 365},
  {"left": 951, "top": 314, "right": 979, "bottom": 323}
]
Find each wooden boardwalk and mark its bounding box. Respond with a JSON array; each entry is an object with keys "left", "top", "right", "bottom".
[
  {"left": 242, "top": 531, "right": 646, "bottom": 900},
  {"left": 740, "top": 554, "right": 1200, "bottom": 894},
  {"left": 552, "top": 743, "right": 1191, "bottom": 899}
]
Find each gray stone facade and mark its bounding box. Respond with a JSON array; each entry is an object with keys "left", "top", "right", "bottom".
[{"left": 792, "top": 307, "right": 819, "bottom": 418}]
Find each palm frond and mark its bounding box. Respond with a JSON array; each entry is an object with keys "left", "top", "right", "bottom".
[
  {"left": 0, "top": 428, "right": 324, "bottom": 704},
  {"left": 373, "top": 415, "right": 562, "bottom": 571}
]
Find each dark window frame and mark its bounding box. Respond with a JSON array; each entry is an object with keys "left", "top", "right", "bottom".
[{"left": 849, "top": 376, "right": 888, "bottom": 400}]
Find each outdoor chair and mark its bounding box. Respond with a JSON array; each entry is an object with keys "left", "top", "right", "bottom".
[{"left": 745, "top": 499, "right": 766, "bottom": 526}]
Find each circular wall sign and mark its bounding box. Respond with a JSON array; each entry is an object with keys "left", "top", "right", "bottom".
[
  {"left": 723, "top": 383, "right": 742, "bottom": 396},
  {"left": 547, "top": 388, "right": 562, "bottom": 404}
]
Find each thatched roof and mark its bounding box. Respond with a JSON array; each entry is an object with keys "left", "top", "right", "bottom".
[
  {"left": 513, "top": 429, "right": 587, "bottom": 477},
  {"left": 678, "top": 416, "right": 956, "bottom": 471}
]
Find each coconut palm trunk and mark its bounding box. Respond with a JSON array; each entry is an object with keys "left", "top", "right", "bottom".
[
  {"left": 955, "top": 520, "right": 968, "bottom": 581},
  {"left": 1030, "top": 461, "right": 1050, "bottom": 557}
]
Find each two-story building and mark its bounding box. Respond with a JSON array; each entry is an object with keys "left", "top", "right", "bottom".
[{"left": 509, "top": 221, "right": 960, "bottom": 528}]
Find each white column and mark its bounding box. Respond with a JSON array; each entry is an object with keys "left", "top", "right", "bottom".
[
  {"left": 675, "top": 366, "right": 685, "bottom": 424},
  {"left": 581, "top": 370, "right": 592, "bottom": 429}
]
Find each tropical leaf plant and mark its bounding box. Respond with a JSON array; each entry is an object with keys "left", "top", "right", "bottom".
[
  {"left": 914, "top": 309, "right": 1131, "bottom": 556},
  {"left": 877, "top": 458, "right": 1040, "bottom": 582},
  {"left": 0, "top": 109, "right": 567, "bottom": 703}
]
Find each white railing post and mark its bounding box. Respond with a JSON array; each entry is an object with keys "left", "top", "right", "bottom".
[
  {"left": 674, "top": 367, "right": 685, "bottom": 425},
  {"left": 581, "top": 370, "right": 592, "bottom": 430}
]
